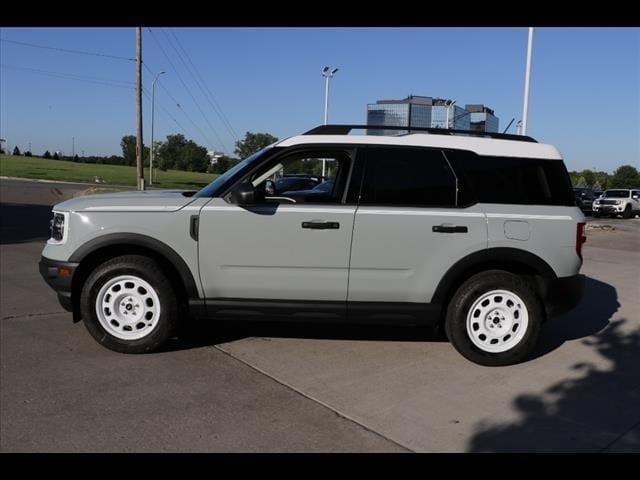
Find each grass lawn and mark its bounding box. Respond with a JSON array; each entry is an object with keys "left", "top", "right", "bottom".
[{"left": 0, "top": 154, "right": 218, "bottom": 190}]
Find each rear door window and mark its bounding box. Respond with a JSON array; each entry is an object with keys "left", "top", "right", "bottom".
[{"left": 359, "top": 147, "right": 457, "bottom": 207}]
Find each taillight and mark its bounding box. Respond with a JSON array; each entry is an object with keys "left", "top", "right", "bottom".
[{"left": 576, "top": 222, "right": 586, "bottom": 260}]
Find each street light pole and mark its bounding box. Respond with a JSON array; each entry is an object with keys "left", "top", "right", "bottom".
[
  {"left": 522, "top": 27, "right": 534, "bottom": 136},
  {"left": 150, "top": 71, "right": 165, "bottom": 186},
  {"left": 321, "top": 66, "right": 338, "bottom": 178}
]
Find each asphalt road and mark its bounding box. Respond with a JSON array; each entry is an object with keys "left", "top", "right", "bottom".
[{"left": 1, "top": 178, "right": 639, "bottom": 452}]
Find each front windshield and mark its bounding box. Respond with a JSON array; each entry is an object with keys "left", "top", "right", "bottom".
[
  {"left": 603, "top": 190, "right": 630, "bottom": 198},
  {"left": 195, "top": 147, "right": 274, "bottom": 198}
]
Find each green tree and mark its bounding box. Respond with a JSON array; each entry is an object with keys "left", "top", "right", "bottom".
[
  {"left": 43, "top": 150, "right": 51, "bottom": 159},
  {"left": 156, "top": 134, "right": 188, "bottom": 171},
  {"left": 12, "top": 146, "right": 21, "bottom": 156},
  {"left": 120, "top": 135, "right": 137, "bottom": 166},
  {"left": 609, "top": 165, "right": 640, "bottom": 188},
  {"left": 234, "top": 132, "right": 278, "bottom": 159},
  {"left": 52, "top": 152, "right": 59, "bottom": 160},
  {"left": 208, "top": 155, "right": 239, "bottom": 174},
  {"left": 582, "top": 169, "right": 596, "bottom": 187},
  {"left": 183, "top": 140, "right": 210, "bottom": 172},
  {"left": 24, "top": 151, "right": 32, "bottom": 157}
]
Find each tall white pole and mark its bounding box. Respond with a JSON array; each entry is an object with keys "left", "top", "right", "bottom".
[
  {"left": 150, "top": 71, "right": 165, "bottom": 186},
  {"left": 322, "top": 75, "right": 330, "bottom": 177},
  {"left": 522, "top": 27, "right": 534, "bottom": 136},
  {"left": 324, "top": 75, "right": 330, "bottom": 125}
]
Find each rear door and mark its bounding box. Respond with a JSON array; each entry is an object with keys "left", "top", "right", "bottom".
[{"left": 347, "top": 146, "right": 488, "bottom": 306}]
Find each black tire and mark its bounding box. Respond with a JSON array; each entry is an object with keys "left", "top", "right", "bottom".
[
  {"left": 444, "top": 270, "right": 544, "bottom": 367},
  {"left": 623, "top": 205, "right": 632, "bottom": 219},
  {"left": 593, "top": 211, "right": 601, "bottom": 218},
  {"left": 80, "top": 255, "right": 178, "bottom": 353}
]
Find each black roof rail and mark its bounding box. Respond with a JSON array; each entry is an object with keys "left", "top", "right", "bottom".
[{"left": 303, "top": 124, "right": 538, "bottom": 143}]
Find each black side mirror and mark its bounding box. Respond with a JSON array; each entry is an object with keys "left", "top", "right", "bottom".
[{"left": 231, "top": 181, "right": 263, "bottom": 205}]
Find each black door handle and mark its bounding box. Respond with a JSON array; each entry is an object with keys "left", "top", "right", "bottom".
[
  {"left": 190, "top": 215, "right": 199, "bottom": 240},
  {"left": 432, "top": 225, "right": 468, "bottom": 233},
  {"left": 302, "top": 221, "right": 340, "bottom": 230}
]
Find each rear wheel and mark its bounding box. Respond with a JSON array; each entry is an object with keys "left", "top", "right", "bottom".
[
  {"left": 445, "top": 270, "right": 543, "bottom": 366},
  {"left": 80, "top": 255, "right": 178, "bottom": 353}
]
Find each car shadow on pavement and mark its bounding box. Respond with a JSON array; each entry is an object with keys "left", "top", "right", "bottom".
[
  {"left": 164, "top": 276, "right": 618, "bottom": 360},
  {"left": 0, "top": 203, "right": 52, "bottom": 245},
  {"left": 530, "top": 276, "right": 618, "bottom": 360},
  {"left": 163, "top": 318, "right": 445, "bottom": 353},
  {"left": 467, "top": 317, "right": 640, "bottom": 452},
  {"left": 466, "top": 276, "right": 640, "bottom": 452}
]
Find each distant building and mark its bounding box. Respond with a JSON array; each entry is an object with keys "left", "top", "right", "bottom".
[
  {"left": 207, "top": 150, "right": 224, "bottom": 165},
  {"left": 465, "top": 104, "right": 499, "bottom": 133},
  {"left": 366, "top": 95, "right": 499, "bottom": 134},
  {"left": 366, "top": 95, "right": 471, "bottom": 135}
]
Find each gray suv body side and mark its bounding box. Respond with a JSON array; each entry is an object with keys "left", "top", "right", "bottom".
[{"left": 42, "top": 142, "right": 584, "bottom": 319}]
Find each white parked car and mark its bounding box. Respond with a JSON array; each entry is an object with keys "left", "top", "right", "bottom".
[{"left": 592, "top": 189, "right": 640, "bottom": 218}]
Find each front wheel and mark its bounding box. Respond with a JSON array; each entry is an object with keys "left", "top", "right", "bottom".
[
  {"left": 445, "top": 270, "right": 543, "bottom": 366},
  {"left": 623, "top": 205, "right": 632, "bottom": 219},
  {"left": 80, "top": 255, "right": 178, "bottom": 353}
]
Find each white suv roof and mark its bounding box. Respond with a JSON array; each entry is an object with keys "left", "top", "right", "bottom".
[{"left": 278, "top": 133, "right": 562, "bottom": 160}]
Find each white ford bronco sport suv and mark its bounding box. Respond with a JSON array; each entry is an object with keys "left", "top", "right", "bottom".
[
  {"left": 40, "top": 125, "right": 586, "bottom": 366},
  {"left": 592, "top": 189, "right": 640, "bottom": 218}
]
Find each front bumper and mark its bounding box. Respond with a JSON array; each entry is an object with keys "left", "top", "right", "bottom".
[
  {"left": 593, "top": 204, "right": 624, "bottom": 213},
  {"left": 541, "top": 274, "right": 586, "bottom": 319},
  {"left": 39, "top": 256, "right": 79, "bottom": 312}
]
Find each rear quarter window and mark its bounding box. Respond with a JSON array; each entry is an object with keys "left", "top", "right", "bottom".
[{"left": 444, "top": 150, "right": 575, "bottom": 207}]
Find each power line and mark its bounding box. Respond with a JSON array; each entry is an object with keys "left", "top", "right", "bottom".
[
  {"left": 147, "top": 27, "right": 227, "bottom": 153},
  {"left": 141, "top": 86, "right": 190, "bottom": 137},
  {"left": 0, "top": 38, "right": 135, "bottom": 62},
  {"left": 1, "top": 63, "right": 134, "bottom": 89},
  {"left": 165, "top": 29, "right": 239, "bottom": 142},
  {"left": 142, "top": 62, "right": 217, "bottom": 148}
]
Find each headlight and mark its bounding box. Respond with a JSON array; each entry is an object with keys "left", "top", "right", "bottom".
[
  {"left": 615, "top": 200, "right": 622, "bottom": 205},
  {"left": 49, "top": 212, "right": 68, "bottom": 243}
]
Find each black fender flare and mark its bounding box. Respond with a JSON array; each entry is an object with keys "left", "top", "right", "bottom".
[
  {"left": 69, "top": 233, "right": 200, "bottom": 299},
  {"left": 430, "top": 247, "right": 557, "bottom": 305}
]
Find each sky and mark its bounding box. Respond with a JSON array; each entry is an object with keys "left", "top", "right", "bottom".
[{"left": 1, "top": 27, "right": 638, "bottom": 172}]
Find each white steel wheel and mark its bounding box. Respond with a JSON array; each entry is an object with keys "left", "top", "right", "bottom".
[
  {"left": 466, "top": 289, "right": 529, "bottom": 353},
  {"left": 95, "top": 275, "right": 161, "bottom": 340}
]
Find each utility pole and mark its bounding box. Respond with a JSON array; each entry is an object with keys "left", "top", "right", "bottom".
[
  {"left": 135, "top": 27, "right": 145, "bottom": 191},
  {"left": 522, "top": 27, "right": 534, "bottom": 136},
  {"left": 72, "top": 137, "right": 75, "bottom": 157}
]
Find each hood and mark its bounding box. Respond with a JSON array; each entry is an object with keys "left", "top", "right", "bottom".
[{"left": 53, "top": 189, "right": 199, "bottom": 213}]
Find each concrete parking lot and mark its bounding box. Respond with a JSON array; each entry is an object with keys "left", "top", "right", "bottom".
[{"left": 1, "top": 178, "right": 639, "bottom": 452}]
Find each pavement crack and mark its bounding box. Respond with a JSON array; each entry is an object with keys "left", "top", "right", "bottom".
[
  {"left": 2, "top": 311, "right": 66, "bottom": 320},
  {"left": 599, "top": 418, "right": 640, "bottom": 452},
  {"left": 213, "top": 344, "right": 414, "bottom": 453}
]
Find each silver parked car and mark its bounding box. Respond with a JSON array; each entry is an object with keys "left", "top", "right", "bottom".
[{"left": 40, "top": 125, "right": 585, "bottom": 366}]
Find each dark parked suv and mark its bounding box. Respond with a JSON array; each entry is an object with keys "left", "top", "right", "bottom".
[{"left": 573, "top": 187, "right": 596, "bottom": 213}]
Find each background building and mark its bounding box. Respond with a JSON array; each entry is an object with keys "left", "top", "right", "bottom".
[
  {"left": 465, "top": 104, "right": 500, "bottom": 133},
  {"left": 366, "top": 95, "right": 498, "bottom": 134},
  {"left": 207, "top": 150, "right": 225, "bottom": 165}
]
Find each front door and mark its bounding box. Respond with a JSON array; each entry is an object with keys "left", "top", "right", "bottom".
[{"left": 198, "top": 148, "right": 357, "bottom": 308}]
